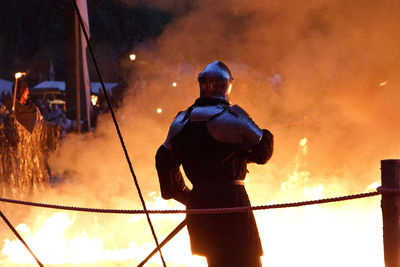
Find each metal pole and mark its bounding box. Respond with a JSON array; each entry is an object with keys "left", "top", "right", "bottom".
[
  {"left": 12, "top": 79, "right": 18, "bottom": 113},
  {"left": 381, "top": 159, "right": 400, "bottom": 267},
  {"left": 0, "top": 210, "right": 44, "bottom": 267},
  {"left": 71, "top": 1, "right": 167, "bottom": 265},
  {"left": 138, "top": 220, "right": 186, "bottom": 267}
]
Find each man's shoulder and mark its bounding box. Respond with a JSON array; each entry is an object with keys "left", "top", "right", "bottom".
[
  {"left": 228, "top": 104, "right": 250, "bottom": 118},
  {"left": 208, "top": 104, "right": 263, "bottom": 147},
  {"left": 164, "top": 111, "right": 188, "bottom": 148},
  {"left": 189, "top": 103, "right": 228, "bottom": 122}
]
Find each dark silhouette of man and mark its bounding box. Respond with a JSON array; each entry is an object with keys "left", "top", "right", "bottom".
[{"left": 156, "top": 60, "right": 273, "bottom": 267}]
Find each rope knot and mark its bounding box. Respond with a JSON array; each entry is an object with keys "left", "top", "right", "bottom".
[{"left": 377, "top": 186, "right": 400, "bottom": 194}]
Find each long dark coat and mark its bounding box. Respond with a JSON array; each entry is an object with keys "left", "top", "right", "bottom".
[{"left": 156, "top": 97, "right": 273, "bottom": 259}]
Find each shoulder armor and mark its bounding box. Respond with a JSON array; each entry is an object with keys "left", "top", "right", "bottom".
[
  {"left": 163, "top": 104, "right": 229, "bottom": 149},
  {"left": 189, "top": 104, "right": 228, "bottom": 122},
  {"left": 207, "top": 105, "right": 263, "bottom": 148},
  {"left": 164, "top": 111, "right": 188, "bottom": 150},
  {"left": 229, "top": 104, "right": 250, "bottom": 118}
]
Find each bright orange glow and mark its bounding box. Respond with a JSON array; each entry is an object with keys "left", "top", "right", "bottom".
[
  {"left": 129, "top": 54, "right": 136, "bottom": 61},
  {"left": 0, "top": 137, "right": 383, "bottom": 266},
  {"left": 19, "top": 88, "right": 29, "bottom": 104},
  {"left": 157, "top": 108, "right": 162, "bottom": 114},
  {"left": 172, "top": 82, "right": 177, "bottom": 87}
]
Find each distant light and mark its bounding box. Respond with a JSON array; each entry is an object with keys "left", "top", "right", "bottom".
[
  {"left": 91, "top": 95, "right": 99, "bottom": 106},
  {"left": 172, "top": 82, "right": 177, "bottom": 87},
  {"left": 157, "top": 108, "right": 162, "bottom": 114},
  {"left": 129, "top": 54, "right": 136, "bottom": 61},
  {"left": 15, "top": 72, "right": 26, "bottom": 79},
  {"left": 379, "top": 81, "right": 388, "bottom": 87}
]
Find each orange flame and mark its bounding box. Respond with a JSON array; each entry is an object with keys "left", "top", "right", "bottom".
[{"left": 0, "top": 138, "right": 384, "bottom": 266}]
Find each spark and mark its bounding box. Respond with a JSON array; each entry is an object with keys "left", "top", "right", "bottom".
[
  {"left": 379, "top": 81, "right": 388, "bottom": 87},
  {"left": 157, "top": 108, "right": 162, "bottom": 114},
  {"left": 299, "top": 137, "right": 308, "bottom": 147},
  {"left": 172, "top": 82, "right": 177, "bottom": 87}
]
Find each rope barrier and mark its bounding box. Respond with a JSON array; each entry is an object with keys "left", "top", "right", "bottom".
[
  {"left": 71, "top": 1, "right": 166, "bottom": 266},
  {"left": 0, "top": 188, "right": 385, "bottom": 267},
  {"left": 0, "top": 190, "right": 381, "bottom": 215}
]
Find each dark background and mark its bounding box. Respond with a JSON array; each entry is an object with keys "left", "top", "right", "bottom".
[{"left": 0, "top": 0, "right": 191, "bottom": 86}]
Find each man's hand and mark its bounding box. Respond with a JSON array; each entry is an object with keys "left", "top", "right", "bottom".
[{"left": 174, "top": 186, "right": 191, "bottom": 206}]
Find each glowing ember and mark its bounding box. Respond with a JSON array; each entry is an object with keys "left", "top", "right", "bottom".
[
  {"left": 379, "top": 81, "right": 388, "bottom": 86},
  {"left": 157, "top": 108, "right": 162, "bottom": 114},
  {"left": 172, "top": 82, "right": 177, "bottom": 87}
]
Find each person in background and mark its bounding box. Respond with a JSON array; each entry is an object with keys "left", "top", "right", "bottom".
[
  {"left": 59, "top": 113, "right": 73, "bottom": 138},
  {"left": 0, "top": 77, "right": 59, "bottom": 198},
  {"left": 47, "top": 104, "right": 63, "bottom": 124},
  {"left": 156, "top": 60, "right": 273, "bottom": 267}
]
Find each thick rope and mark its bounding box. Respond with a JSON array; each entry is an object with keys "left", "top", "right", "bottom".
[
  {"left": 0, "top": 210, "right": 44, "bottom": 267},
  {"left": 0, "top": 190, "right": 380, "bottom": 215},
  {"left": 71, "top": 1, "right": 166, "bottom": 266}
]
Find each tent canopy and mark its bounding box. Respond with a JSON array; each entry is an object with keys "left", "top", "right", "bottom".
[
  {"left": 32, "top": 81, "right": 117, "bottom": 95},
  {"left": 0, "top": 78, "right": 13, "bottom": 95}
]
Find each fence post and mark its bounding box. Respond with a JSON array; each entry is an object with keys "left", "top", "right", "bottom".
[{"left": 381, "top": 159, "right": 400, "bottom": 267}]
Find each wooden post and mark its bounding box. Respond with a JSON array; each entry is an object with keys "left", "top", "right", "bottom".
[
  {"left": 74, "top": 10, "right": 81, "bottom": 133},
  {"left": 381, "top": 159, "right": 400, "bottom": 267}
]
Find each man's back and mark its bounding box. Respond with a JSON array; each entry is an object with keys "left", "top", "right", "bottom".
[{"left": 155, "top": 61, "right": 273, "bottom": 266}]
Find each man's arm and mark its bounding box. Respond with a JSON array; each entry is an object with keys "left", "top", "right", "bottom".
[
  {"left": 155, "top": 144, "right": 190, "bottom": 205},
  {"left": 229, "top": 105, "right": 274, "bottom": 164},
  {"left": 246, "top": 129, "right": 274, "bottom": 164}
]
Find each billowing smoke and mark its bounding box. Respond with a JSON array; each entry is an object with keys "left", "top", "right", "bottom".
[
  {"left": 113, "top": 0, "right": 400, "bottom": 195},
  {"left": 1, "top": 0, "right": 399, "bottom": 266}
]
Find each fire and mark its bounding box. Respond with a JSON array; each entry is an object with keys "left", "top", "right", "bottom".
[
  {"left": 0, "top": 137, "right": 383, "bottom": 266},
  {"left": 255, "top": 137, "right": 383, "bottom": 267},
  {"left": 281, "top": 137, "right": 309, "bottom": 192},
  {"left": 0, "top": 195, "right": 206, "bottom": 266},
  {"left": 14, "top": 72, "right": 26, "bottom": 79},
  {"left": 1, "top": 212, "right": 140, "bottom": 265}
]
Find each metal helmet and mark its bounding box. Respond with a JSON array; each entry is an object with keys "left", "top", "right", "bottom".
[{"left": 198, "top": 60, "right": 234, "bottom": 100}]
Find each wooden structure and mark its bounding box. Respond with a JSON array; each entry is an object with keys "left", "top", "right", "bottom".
[{"left": 381, "top": 159, "right": 400, "bottom": 267}]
